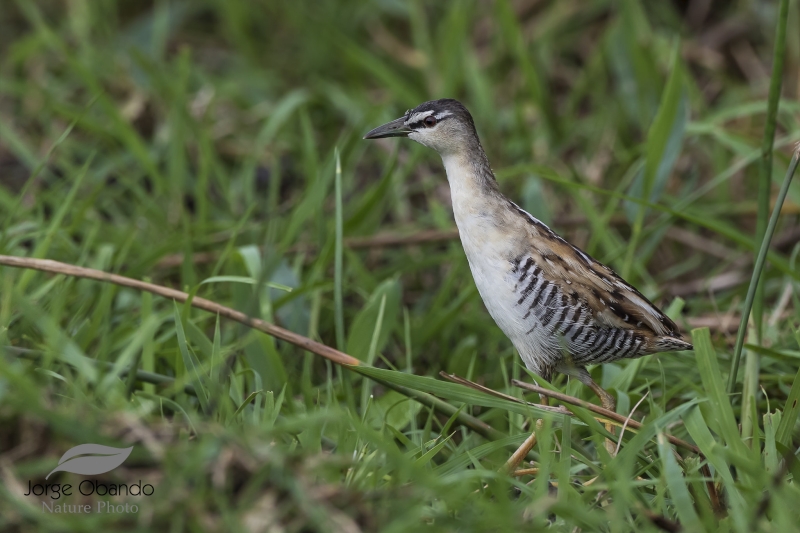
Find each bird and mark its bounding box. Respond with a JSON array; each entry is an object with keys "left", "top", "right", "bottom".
[{"left": 363, "top": 98, "right": 692, "bottom": 468}]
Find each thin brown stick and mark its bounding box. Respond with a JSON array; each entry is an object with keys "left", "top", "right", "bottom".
[
  {"left": 511, "top": 378, "right": 724, "bottom": 514},
  {"left": 0, "top": 255, "right": 360, "bottom": 366},
  {"left": 0, "top": 254, "right": 726, "bottom": 514},
  {"left": 0, "top": 254, "right": 508, "bottom": 442},
  {"left": 504, "top": 428, "right": 539, "bottom": 474},
  {"left": 510, "top": 379, "right": 700, "bottom": 455},
  {"left": 0, "top": 258, "right": 729, "bottom": 490},
  {"left": 444, "top": 372, "right": 696, "bottom": 449},
  {"left": 439, "top": 372, "right": 571, "bottom": 415},
  {"left": 445, "top": 372, "right": 723, "bottom": 513},
  {"left": 510, "top": 467, "right": 539, "bottom": 477},
  {"left": 701, "top": 463, "right": 724, "bottom": 517}
]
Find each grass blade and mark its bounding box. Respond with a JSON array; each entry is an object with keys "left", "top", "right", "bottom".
[
  {"left": 693, "top": 328, "right": 746, "bottom": 454},
  {"left": 233, "top": 390, "right": 262, "bottom": 418},
  {"left": 172, "top": 301, "right": 209, "bottom": 412},
  {"left": 657, "top": 433, "right": 702, "bottom": 531},
  {"left": 753, "top": 0, "right": 791, "bottom": 341},
  {"left": 775, "top": 363, "right": 800, "bottom": 447},
  {"left": 415, "top": 432, "right": 455, "bottom": 467},
  {"left": 334, "top": 148, "right": 345, "bottom": 351},
  {"left": 727, "top": 150, "right": 800, "bottom": 392},
  {"left": 623, "top": 41, "right": 685, "bottom": 278}
]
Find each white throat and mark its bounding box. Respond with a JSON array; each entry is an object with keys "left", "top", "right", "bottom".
[{"left": 442, "top": 153, "right": 477, "bottom": 205}]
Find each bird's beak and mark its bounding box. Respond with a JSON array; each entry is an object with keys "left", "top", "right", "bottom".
[{"left": 363, "top": 116, "right": 411, "bottom": 139}]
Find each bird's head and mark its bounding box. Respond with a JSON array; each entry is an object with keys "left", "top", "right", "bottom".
[{"left": 363, "top": 99, "right": 478, "bottom": 156}]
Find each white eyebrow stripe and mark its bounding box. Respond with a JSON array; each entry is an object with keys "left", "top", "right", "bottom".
[
  {"left": 434, "top": 111, "right": 453, "bottom": 120},
  {"left": 405, "top": 110, "right": 434, "bottom": 125}
]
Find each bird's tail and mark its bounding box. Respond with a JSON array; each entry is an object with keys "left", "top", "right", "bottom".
[{"left": 653, "top": 336, "right": 693, "bottom": 352}]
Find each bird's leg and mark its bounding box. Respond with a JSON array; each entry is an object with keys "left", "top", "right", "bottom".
[
  {"left": 578, "top": 371, "right": 617, "bottom": 456},
  {"left": 589, "top": 380, "right": 618, "bottom": 456},
  {"left": 503, "top": 394, "right": 548, "bottom": 474}
]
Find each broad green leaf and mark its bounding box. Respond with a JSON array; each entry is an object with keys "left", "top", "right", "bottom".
[
  {"left": 605, "top": 13, "right": 659, "bottom": 128},
  {"left": 657, "top": 433, "right": 702, "bottom": 531},
  {"left": 683, "top": 409, "right": 746, "bottom": 532},
  {"left": 237, "top": 246, "right": 263, "bottom": 281},
  {"left": 334, "top": 148, "right": 346, "bottom": 351},
  {"left": 183, "top": 320, "right": 213, "bottom": 362},
  {"left": 691, "top": 328, "right": 747, "bottom": 455}
]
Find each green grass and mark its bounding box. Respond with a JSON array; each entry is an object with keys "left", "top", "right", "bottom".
[{"left": 1, "top": 1, "right": 800, "bottom": 531}]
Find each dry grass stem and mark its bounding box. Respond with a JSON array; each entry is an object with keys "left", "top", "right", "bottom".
[
  {"left": 509, "top": 379, "right": 700, "bottom": 455},
  {"left": 0, "top": 255, "right": 360, "bottom": 366}
]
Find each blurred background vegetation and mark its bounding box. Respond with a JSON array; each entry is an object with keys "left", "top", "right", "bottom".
[{"left": 1, "top": 0, "right": 799, "bottom": 531}]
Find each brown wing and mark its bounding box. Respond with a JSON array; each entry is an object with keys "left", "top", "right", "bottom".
[
  {"left": 509, "top": 203, "right": 683, "bottom": 340},
  {"left": 575, "top": 249, "right": 682, "bottom": 337}
]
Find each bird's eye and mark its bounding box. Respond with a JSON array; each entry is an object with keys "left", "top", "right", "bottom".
[{"left": 424, "top": 116, "right": 438, "bottom": 127}]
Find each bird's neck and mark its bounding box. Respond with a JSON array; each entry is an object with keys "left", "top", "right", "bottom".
[
  {"left": 440, "top": 143, "right": 520, "bottom": 269},
  {"left": 441, "top": 145, "right": 503, "bottom": 221}
]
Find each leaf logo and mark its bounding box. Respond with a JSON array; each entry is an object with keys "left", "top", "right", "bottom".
[{"left": 45, "top": 444, "right": 134, "bottom": 480}]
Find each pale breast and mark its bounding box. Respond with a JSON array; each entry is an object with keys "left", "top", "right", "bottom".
[{"left": 455, "top": 219, "right": 557, "bottom": 374}]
